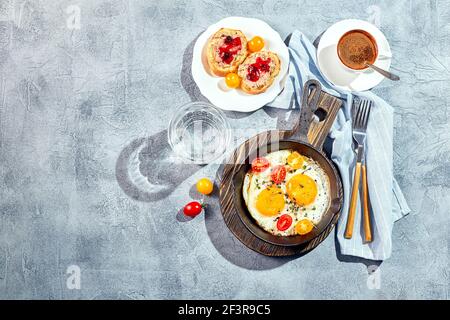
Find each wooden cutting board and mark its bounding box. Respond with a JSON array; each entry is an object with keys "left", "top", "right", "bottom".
[{"left": 219, "top": 89, "right": 343, "bottom": 257}]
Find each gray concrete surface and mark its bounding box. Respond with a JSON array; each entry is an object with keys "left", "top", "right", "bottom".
[{"left": 0, "top": 0, "right": 448, "bottom": 299}]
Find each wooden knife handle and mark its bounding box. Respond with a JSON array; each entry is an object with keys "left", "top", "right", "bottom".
[
  {"left": 362, "top": 164, "right": 373, "bottom": 243},
  {"left": 345, "top": 162, "right": 361, "bottom": 239}
]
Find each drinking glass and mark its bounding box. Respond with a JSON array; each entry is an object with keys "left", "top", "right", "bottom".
[{"left": 168, "top": 102, "right": 231, "bottom": 164}]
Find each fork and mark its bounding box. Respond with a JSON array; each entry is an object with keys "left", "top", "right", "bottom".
[{"left": 344, "top": 98, "right": 373, "bottom": 242}]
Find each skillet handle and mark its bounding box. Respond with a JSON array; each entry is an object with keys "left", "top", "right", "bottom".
[{"left": 296, "top": 80, "right": 322, "bottom": 143}]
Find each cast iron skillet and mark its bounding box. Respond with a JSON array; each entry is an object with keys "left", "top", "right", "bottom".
[{"left": 233, "top": 80, "right": 343, "bottom": 247}]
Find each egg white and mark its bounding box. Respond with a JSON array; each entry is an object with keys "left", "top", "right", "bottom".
[{"left": 243, "top": 150, "right": 330, "bottom": 236}]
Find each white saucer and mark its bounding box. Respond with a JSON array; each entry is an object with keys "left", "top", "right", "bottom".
[
  {"left": 191, "top": 17, "right": 289, "bottom": 112},
  {"left": 317, "top": 19, "right": 392, "bottom": 92}
]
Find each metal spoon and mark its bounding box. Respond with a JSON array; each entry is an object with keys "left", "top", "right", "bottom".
[{"left": 365, "top": 62, "right": 400, "bottom": 81}]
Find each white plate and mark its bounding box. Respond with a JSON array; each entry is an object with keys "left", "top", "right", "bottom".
[
  {"left": 317, "top": 19, "right": 392, "bottom": 92},
  {"left": 192, "top": 17, "right": 289, "bottom": 112}
]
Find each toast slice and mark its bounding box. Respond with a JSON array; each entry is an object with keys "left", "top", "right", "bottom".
[
  {"left": 238, "top": 51, "right": 281, "bottom": 94},
  {"left": 206, "top": 28, "right": 248, "bottom": 77}
]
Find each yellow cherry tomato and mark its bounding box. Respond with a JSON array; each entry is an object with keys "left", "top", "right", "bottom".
[
  {"left": 248, "top": 36, "right": 265, "bottom": 52},
  {"left": 295, "top": 219, "right": 314, "bottom": 235},
  {"left": 196, "top": 178, "right": 214, "bottom": 195},
  {"left": 286, "top": 151, "right": 304, "bottom": 170},
  {"left": 225, "top": 73, "right": 241, "bottom": 88}
]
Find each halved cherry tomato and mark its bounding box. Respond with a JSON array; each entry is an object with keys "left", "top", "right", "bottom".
[
  {"left": 271, "top": 165, "right": 286, "bottom": 184},
  {"left": 183, "top": 201, "right": 203, "bottom": 217},
  {"left": 251, "top": 157, "right": 270, "bottom": 173},
  {"left": 287, "top": 151, "right": 304, "bottom": 170},
  {"left": 295, "top": 219, "right": 314, "bottom": 235},
  {"left": 277, "top": 214, "right": 293, "bottom": 231}
]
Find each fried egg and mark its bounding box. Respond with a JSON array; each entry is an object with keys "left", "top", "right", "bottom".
[{"left": 242, "top": 150, "right": 330, "bottom": 236}]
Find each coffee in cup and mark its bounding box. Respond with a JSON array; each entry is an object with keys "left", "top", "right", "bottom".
[{"left": 337, "top": 29, "right": 378, "bottom": 70}]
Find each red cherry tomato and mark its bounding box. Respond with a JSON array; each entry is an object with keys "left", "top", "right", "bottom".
[
  {"left": 251, "top": 157, "right": 270, "bottom": 173},
  {"left": 277, "top": 214, "right": 293, "bottom": 231},
  {"left": 183, "top": 201, "right": 203, "bottom": 217},
  {"left": 271, "top": 165, "right": 286, "bottom": 184}
]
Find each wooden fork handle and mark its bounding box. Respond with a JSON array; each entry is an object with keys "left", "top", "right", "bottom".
[
  {"left": 362, "top": 164, "right": 373, "bottom": 243},
  {"left": 345, "top": 162, "right": 361, "bottom": 239}
]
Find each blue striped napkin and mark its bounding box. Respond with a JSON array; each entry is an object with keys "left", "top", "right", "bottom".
[{"left": 267, "top": 30, "right": 410, "bottom": 260}]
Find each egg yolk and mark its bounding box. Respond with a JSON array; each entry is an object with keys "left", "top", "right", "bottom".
[
  {"left": 295, "top": 219, "right": 314, "bottom": 235},
  {"left": 256, "top": 187, "right": 285, "bottom": 216},
  {"left": 287, "top": 151, "right": 304, "bottom": 170},
  {"left": 286, "top": 174, "right": 317, "bottom": 206}
]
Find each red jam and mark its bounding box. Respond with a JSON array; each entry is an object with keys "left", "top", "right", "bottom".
[
  {"left": 247, "top": 57, "right": 271, "bottom": 82},
  {"left": 219, "top": 36, "right": 242, "bottom": 64}
]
